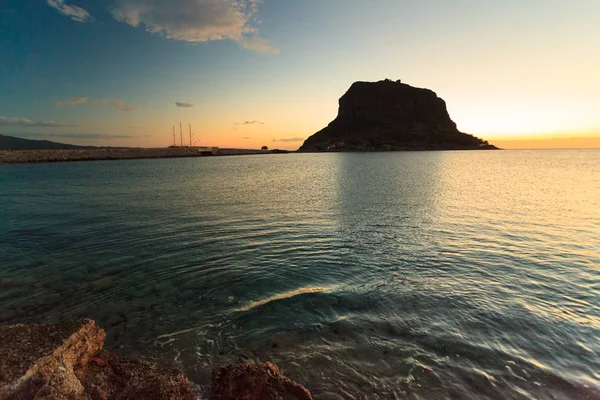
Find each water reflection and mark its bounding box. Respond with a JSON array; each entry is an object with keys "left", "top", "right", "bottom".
[{"left": 0, "top": 151, "right": 598, "bottom": 399}]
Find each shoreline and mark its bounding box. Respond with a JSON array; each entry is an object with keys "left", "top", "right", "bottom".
[
  {"left": 0, "top": 148, "right": 289, "bottom": 165},
  {"left": 0, "top": 147, "right": 503, "bottom": 165},
  {"left": 0, "top": 319, "right": 312, "bottom": 400}
]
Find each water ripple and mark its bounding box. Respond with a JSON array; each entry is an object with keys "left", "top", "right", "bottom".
[{"left": 1, "top": 151, "right": 599, "bottom": 399}]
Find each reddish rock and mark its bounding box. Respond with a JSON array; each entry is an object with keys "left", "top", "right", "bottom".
[
  {"left": 0, "top": 319, "right": 195, "bottom": 400},
  {"left": 1, "top": 319, "right": 313, "bottom": 400},
  {"left": 76, "top": 350, "right": 196, "bottom": 400},
  {"left": 211, "top": 362, "right": 312, "bottom": 400},
  {"left": 89, "top": 357, "right": 107, "bottom": 368},
  {"left": 0, "top": 319, "right": 105, "bottom": 399}
]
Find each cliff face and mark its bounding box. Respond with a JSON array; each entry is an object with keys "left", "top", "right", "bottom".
[{"left": 299, "top": 80, "right": 496, "bottom": 151}]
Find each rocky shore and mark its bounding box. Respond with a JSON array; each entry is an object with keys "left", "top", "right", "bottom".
[{"left": 0, "top": 319, "right": 312, "bottom": 400}]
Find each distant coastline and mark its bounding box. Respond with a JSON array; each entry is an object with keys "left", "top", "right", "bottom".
[
  {"left": 0, "top": 147, "right": 289, "bottom": 164},
  {"left": 0, "top": 146, "right": 509, "bottom": 165}
]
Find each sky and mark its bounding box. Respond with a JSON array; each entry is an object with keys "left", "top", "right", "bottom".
[{"left": 1, "top": 0, "right": 599, "bottom": 149}]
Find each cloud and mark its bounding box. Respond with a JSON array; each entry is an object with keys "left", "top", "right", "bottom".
[
  {"left": 111, "top": 0, "right": 278, "bottom": 54},
  {"left": 239, "top": 36, "right": 279, "bottom": 55},
  {"left": 10, "top": 132, "right": 142, "bottom": 140},
  {"left": 0, "top": 116, "right": 77, "bottom": 128},
  {"left": 272, "top": 138, "right": 304, "bottom": 143},
  {"left": 94, "top": 99, "right": 136, "bottom": 111},
  {"left": 56, "top": 97, "right": 134, "bottom": 111},
  {"left": 45, "top": 133, "right": 134, "bottom": 139},
  {"left": 242, "top": 136, "right": 251, "bottom": 139},
  {"left": 46, "top": 0, "right": 91, "bottom": 23},
  {"left": 56, "top": 97, "right": 88, "bottom": 107},
  {"left": 235, "top": 120, "right": 264, "bottom": 125},
  {"left": 176, "top": 102, "right": 194, "bottom": 108}
]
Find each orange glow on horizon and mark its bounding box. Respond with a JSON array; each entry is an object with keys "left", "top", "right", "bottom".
[{"left": 489, "top": 136, "right": 600, "bottom": 150}]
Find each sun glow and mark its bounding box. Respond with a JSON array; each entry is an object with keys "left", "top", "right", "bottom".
[{"left": 455, "top": 101, "right": 599, "bottom": 139}]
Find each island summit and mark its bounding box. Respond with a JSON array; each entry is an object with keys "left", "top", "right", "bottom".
[{"left": 299, "top": 79, "right": 497, "bottom": 152}]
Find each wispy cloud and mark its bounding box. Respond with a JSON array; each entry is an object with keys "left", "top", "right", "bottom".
[
  {"left": 235, "top": 120, "right": 264, "bottom": 125},
  {"left": 10, "top": 132, "right": 147, "bottom": 140},
  {"left": 239, "top": 36, "right": 279, "bottom": 55},
  {"left": 95, "top": 99, "right": 136, "bottom": 112},
  {"left": 0, "top": 116, "right": 77, "bottom": 128},
  {"left": 55, "top": 97, "right": 135, "bottom": 111},
  {"left": 242, "top": 136, "right": 251, "bottom": 139},
  {"left": 46, "top": 0, "right": 91, "bottom": 23},
  {"left": 111, "top": 0, "right": 278, "bottom": 54},
  {"left": 56, "top": 97, "right": 88, "bottom": 107},
  {"left": 176, "top": 102, "right": 194, "bottom": 108},
  {"left": 272, "top": 137, "right": 304, "bottom": 143}
]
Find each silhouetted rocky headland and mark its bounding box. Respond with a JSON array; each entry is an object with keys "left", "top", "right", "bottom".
[{"left": 299, "top": 79, "right": 497, "bottom": 151}]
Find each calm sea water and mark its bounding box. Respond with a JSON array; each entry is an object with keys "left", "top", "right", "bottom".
[{"left": 1, "top": 150, "right": 599, "bottom": 399}]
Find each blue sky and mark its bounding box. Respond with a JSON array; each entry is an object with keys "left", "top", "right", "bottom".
[{"left": 1, "top": 0, "right": 599, "bottom": 148}]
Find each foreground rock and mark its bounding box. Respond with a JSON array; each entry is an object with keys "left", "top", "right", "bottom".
[
  {"left": 212, "top": 362, "right": 312, "bottom": 400},
  {"left": 0, "top": 319, "right": 312, "bottom": 400},
  {"left": 76, "top": 350, "right": 196, "bottom": 400},
  {"left": 299, "top": 79, "right": 497, "bottom": 151},
  {"left": 0, "top": 319, "right": 196, "bottom": 399}
]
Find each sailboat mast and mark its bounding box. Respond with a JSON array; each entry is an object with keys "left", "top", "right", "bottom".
[
  {"left": 172, "top": 125, "right": 176, "bottom": 147},
  {"left": 180, "top": 122, "right": 183, "bottom": 147},
  {"left": 189, "top": 124, "right": 192, "bottom": 147}
]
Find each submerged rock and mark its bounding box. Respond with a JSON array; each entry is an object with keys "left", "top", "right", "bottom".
[
  {"left": 211, "top": 362, "right": 312, "bottom": 400},
  {"left": 91, "top": 277, "right": 113, "bottom": 292},
  {"left": 0, "top": 319, "right": 195, "bottom": 400},
  {"left": 76, "top": 350, "right": 196, "bottom": 400},
  {"left": 299, "top": 79, "right": 497, "bottom": 151},
  {"left": 0, "top": 319, "right": 105, "bottom": 399},
  {"left": 1, "top": 319, "right": 312, "bottom": 400}
]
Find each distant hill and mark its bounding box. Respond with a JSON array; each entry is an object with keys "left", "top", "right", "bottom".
[
  {"left": 0, "top": 134, "right": 98, "bottom": 150},
  {"left": 299, "top": 79, "right": 497, "bottom": 151}
]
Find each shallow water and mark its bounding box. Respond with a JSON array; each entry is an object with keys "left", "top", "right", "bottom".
[{"left": 1, "top": 150, "right": 599, "bottom": 399}]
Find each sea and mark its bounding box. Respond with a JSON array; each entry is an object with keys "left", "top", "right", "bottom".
[{"left": 0, "top": 150, "right": 598, "bottom": 399}]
